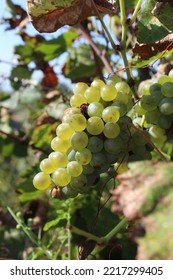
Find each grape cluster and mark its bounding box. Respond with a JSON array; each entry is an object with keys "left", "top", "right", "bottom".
[
  {"left": 133, "top": 70, "right": 173, "bottom": 147},
  {"left": 33, "top": 70, "right": 173, "bottom": 199},
  {"left": 33, "top": 75, "right": 135, "bottom": 198}
]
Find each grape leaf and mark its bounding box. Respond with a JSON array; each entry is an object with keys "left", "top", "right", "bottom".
[
  {"left": 111, "top": 161, "right": 173, "bottom": 259},
  {"left": 63, "top": 44, "right": 97, "bottom": 82},
  {"left": 132, "top": 34, "right": 173, "bottom": 67},
  {"left": 153, "top": 1, "right": 173, "bottom": 32},
  {"left": 136, "top": 0, "right": 170, "bottom": 44},
  {"left": 26, "top": 0, "right": 118, "bottom": 33}
]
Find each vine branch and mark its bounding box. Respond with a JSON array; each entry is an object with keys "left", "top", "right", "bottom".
[{"left": 78, "top": 24, "right": 114, "bottom": 74}]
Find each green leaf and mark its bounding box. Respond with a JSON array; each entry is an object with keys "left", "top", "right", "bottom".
[
  {"left": 136, "top": 0, "right": 169, "bottom": 43},
  {"left": 30, "top": 123, "right": 58, "bottom": 151},
  {"left": 15, "top": 45, "right": 34, "bottom": 64},
  {"left": 63, "top": 44, "right": 97, "bottom": 81},
  {"left": 0, "top": 137, "right": 14, "bottom": 157},
  {"left": 11, "top": 66, "right": 33, "bottom": 80},
  {"left": 19, "top": 191, "right": 43, "bottom": 202},
  {"left": 43, "top": 212, "right": 67, "bottom": 231},
  {"left": 36, "top": 31, "right": 78, "bottom": 61},
  {"left": 153, "top": 2, "right": 173, "bottom": 32}
]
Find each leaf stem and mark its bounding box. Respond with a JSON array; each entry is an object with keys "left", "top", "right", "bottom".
[{"left": 130, "top": 0, "right": 142, "bottom": 25}]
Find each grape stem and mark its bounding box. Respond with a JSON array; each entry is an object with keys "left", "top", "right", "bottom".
[
  {"left": 130, "top": 0, "right": 142, "bottom": 25},
  {"left": 119, "top": 0, "right": 132, "bottom": 81},
  {"left": 67, "top": 217, "right": 128, "bottom": 245}
]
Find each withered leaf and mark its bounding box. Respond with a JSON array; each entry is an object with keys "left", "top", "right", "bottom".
[
  {"left": 111, "top": 160, "right": 173, "bottom": 260},
  {"left": 26, "top": 0, "right": 117, "bottom": 33},
  {"left": 133, "top": 34, "right": 173, "bottom": 61}
]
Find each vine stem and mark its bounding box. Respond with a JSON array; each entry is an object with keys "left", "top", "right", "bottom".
[
  {"left": 119, "top": 0, "right": 132, "bottom": 81},
  {"left": 78, "top": 24, "right": 114, "bottom": 74},
  {"left": 130, "top": 0, "right": 142, "bottom": 25},
  {"left": 68, "top": 217, "right": 128, "bottom": 245}
]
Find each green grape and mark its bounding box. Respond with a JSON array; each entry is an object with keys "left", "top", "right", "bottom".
[
  {"left": 51, "top": 137, "right": 70, "bottom": 153},
  {"left": 150, "top": 134, "right": 167, "bottom": 146},
  {"left": 132, "top": 117, "right": 149, "bottom": 128},
  {"left": 151, "top": 90, "right": 164, "bottom": 104},
  {"left": 115, "top": 81, "right": 130, "bottom": 94},
  {"left": 105, "top": 151, "right": 119, "bottom": 164},
  {"left": 67, "top": 148, "right": 76, "bottom": 161},
  {"left": 90, "top": 152, "right": 107, "bottom": 170},
  {"left": 100, "top": 84, "right": 117, "bottom": 101},
  {"left": 131, "top": 132, "right": 147, "bottom": 146},
  {"left": 40, "top": 158, "right": 56, "bottom": 174},
  {"left": 87, "top": 116, "right": 104, "bottom": 135},
  {"left": 112, "top": 101, "right": 127, "bottom": 116},
  {"left": 148, "top": 125, "right": 165, "bottom": 139},
  {"left": 49, "top": 151, "right": 69, "bottom": 168},
  {"left": 149, "top": 83, "right": 161, "bottom": 94},
  {"left": 56, "top": 123, "right": 74, "bottom": 140},
  {"left": 61, "top": 186, "right": 78, "bottom": 199},
  {"left": 134, "top": 101, "right": 147, "bottom": 115},
  {"left": 106, "top": 74, "right": 122, "bottom": 86},
  {"left": 86, "top": 172, "right": 100, "bottom": 186},
  {"left": 73, "top": 82, "right": 88, "bottom": 95},
  {"left": 104, "top": 137, "right": 123, "bottom": 154},
  {"left": 140, "top": 95, "right": 157, "bottom": 111},
  {"left": 102, "top": 106, "right": 120, "bottom": 123},
  {"left": 158, "top": 114, "right": 172, "bottom": 129},
  {"left": 157, "top": 75, "right": 172, "bottom": 85},
  {"left": 84, "top": 87, "right": 100, "bottom": 103},
  {"left": 126, "top": 97, "right": 134, "bottom": 111},
  {"left": 161, "top": 82, "right": 173, "bottom": 97},
  {"left": 82, "top": 164, "right": 94, "bottom": 174},
  {"left": 70, "top": 94, "right": 87, "bottom": 107},
  {"left": 91, "top": 78, "right": 105, "bottom": 88},
  {"left": 159, "top": 97, "right": 173, "bottom": 115},
  {"left": 70, "top": 131, "right": 88, "bottom": 151},
  {"left": 103, "top": 122, "right": 120, "bottom": 138},
  {"left": 168, "top": 69, "right": 173, "bottom": 79},
  {"left": 64, "top": 113, "right": 87, "bottom": 131},
  {"left": 145, "top": 109, "right": 161, "bottom": 125},
  {"left": 33, "top": 172, "right": 51, "bottom": 190},
  {"left": 67, "top": 161, "right": 83, "bottom": 177},
  {"left": 87, "top": 102, "right": 104, "bottom": 117},
  {"left": 114, "top": 162, "right": 128, "bottom": 174},
  {"left": 140, "top": 81, "right": 152, "bottom": 95},
  {"left": 113, "top": 91, "right": 129, "bottom": 104},
  {"left": 87, "top": 136, "right": 104, "bottom": 153},
  {"left": 70, "top": 174, "right": 88, "bottom": 190},
  {"left": 75, "top": 148, "right": 92, "bottom": 165},
  {"left": 52, "top": 168, "right": 71, "bottom": 187},
  {"left": 63, "top": 107, "right": 81, "bottom": 116}
]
